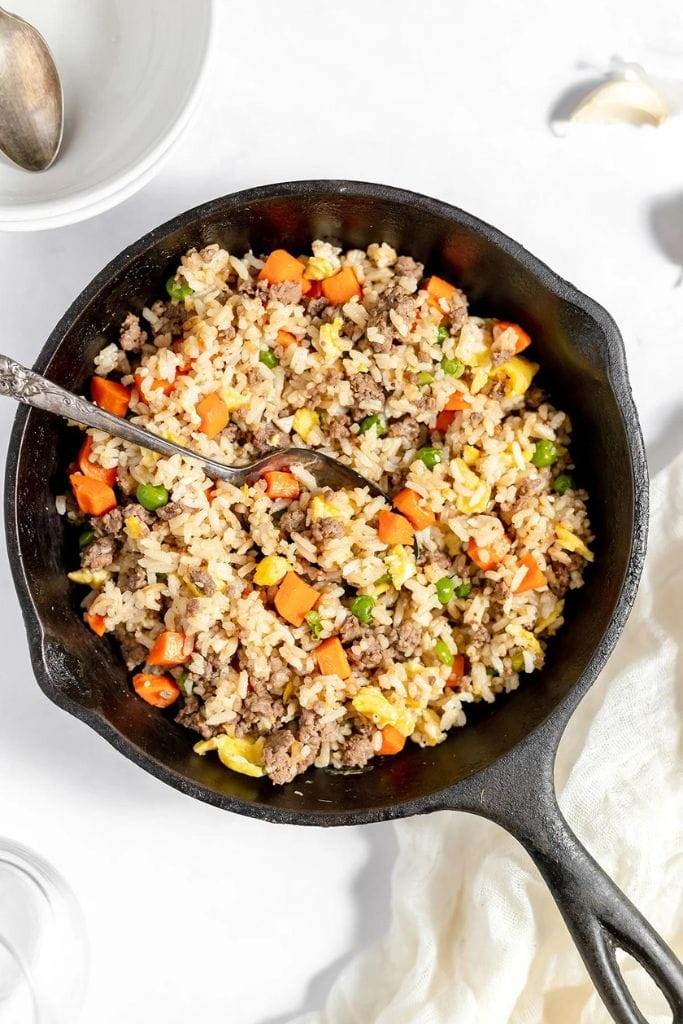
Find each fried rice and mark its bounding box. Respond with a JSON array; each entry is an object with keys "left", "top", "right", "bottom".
[{"left": 60, "top": 239, "right": 593, "bottom": 785}]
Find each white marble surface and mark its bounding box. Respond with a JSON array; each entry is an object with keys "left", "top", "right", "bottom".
[{"left": 0, "top": 1, "right": 681, "bottom": 1021}]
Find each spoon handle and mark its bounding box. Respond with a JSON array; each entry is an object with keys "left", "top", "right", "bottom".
[{"left": 0, "top": 354, "right": 240, "bottom": 481}]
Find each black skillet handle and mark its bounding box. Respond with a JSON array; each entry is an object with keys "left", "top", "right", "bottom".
[{"left": 454, "top": 718, "right": 683, "bottom": 1024}]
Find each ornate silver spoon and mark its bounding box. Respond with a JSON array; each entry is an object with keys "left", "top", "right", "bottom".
[{"left": 0, "top": 354, "right": 388, "bottom": 498}]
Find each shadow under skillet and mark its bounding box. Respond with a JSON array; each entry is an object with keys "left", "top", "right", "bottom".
[
  {"left": 256, "top": 822, "right": 399, "bottom": 1024},
  {"left": 648, "top": 191, "right": 683, "bottom": 285}
]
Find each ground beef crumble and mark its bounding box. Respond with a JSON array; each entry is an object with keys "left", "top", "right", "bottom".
[
  {"left": 188, "top": 568, "right": 217, "bottom": 596},
  {"left": 387, "top": 416, "right": 425, "bottom": 447},
  {"left": 156, "top": 501, "right": 184, "bottom": 521},
  {"left": 270, "top": 281, "right": 303, "bottom": 304},
  {"left": 92, "top": 507, "right": 123, "bottom": 537},
  {"left": 278, "top": 503, "right": 306, "bottom": 536},
  {"left": 349, "top": 373, "right": 384, "bottom": 411},
  {"left": 387, "top": 621, "right": 422, "bottom": 659},
  {"left": 310, "top": 517, "right": 345, "bottom": 546},
  {"left": 81, "top": 536, "right": 116, "bottom": 570}
]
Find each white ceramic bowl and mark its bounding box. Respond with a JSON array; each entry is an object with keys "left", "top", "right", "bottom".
[{"left": 0, "top": 0, "right": 213, "bottom": 231}]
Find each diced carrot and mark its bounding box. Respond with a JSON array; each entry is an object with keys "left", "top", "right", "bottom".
[
  {"left": 263, "top": 470, "right": 300, "bottom": 500},
  {"left": 91, "top": 376, "right": 131, "bottom": 417},
  {"left": 306, "top": 280, "right": 323, "bottom": 299},
  {"left": 446, "top": 654, "right": 466, "bottom": 687},
  {"left": 436, "top": 391, "right": 470, "bottom": 432},
  {"left": 77, "top": 436, "right": 117, "bottom": 486},
  {"left": 276, "top": 330, "right": 298, "bottom": 349},
  {"left": 393, "top": 489, "right": 436, "bottom": 531},
  {"left": 300, "top": 277, "right": 312, "bottom": 295},
  {"left": 69, "top": 473, "right": 117, "bottom": 516},
  {"left": 444, "top": 391, "right": 470, "bottom": 411},
  {"left": 134, "top": 371, "right": 175, "bottom": 396},
  {"left": 380, "top": 724, "right": 405, "bottom": 755},
  {"left": 205, "top": 484, "right": 217, "bottom": 502},
  {"left": 514, "top": 552, "right": 546, "bottom": 593},
  {"left": 84, "top": 611, "right": 106, "bottom": 636},
  {"left": 322, "top": 266, "right": 361, "bottom": 305},
  {"left": 425, "top": 275, "right": 456, "bottom": 314},
  {"left": 377, "top": 509, "right": 414, "bottom": 545},
  {"left": 258, "top": 249, "right": 305, "bottom": 285},
  {"left": 147, "top": 630, "right": 189, "bottom": 667},
  {"left": 436, "top": 410, "right": 455, "bottom": 433},
  {"left": 196, "top": 392, "right": 229, "bottom": 439},
  {"left": 274, "top": 571, "right": 319, "bottom": 626},
  {"left": 132, "top": 672, "right": 181, "bottom": 708},
  {"left": 314, "top": 637, "right": 351, "bottom": 680},
  {"left": 467, "top": 537, "right": 506, "bottom": 572},
  {"left": 494, "top": 321, "right": 531, "bottom": 354}
]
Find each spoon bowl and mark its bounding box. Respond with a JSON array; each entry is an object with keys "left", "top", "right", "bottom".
[{"left": 0, "top": 6, "right": 63, "bottom": 172}]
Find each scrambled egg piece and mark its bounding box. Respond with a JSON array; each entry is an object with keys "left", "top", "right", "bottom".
[
  {"left": 304, "top": 256, "right": 334, "bottom": 280},
  {"left": 254, "top": 555, "right": 290, "bottom": 586},
  {"left": 194, "top": 735, "right": 266, "bottom": 778},
  {"left": 318, "top": 317, "right": 345, "bottom": 363},
  {"left": 555, "top": 524, "right": 594, "bottom": 562},
  {"left": 67, "top": 569, "right": 110, "bottom": 587},
  {"left": 125, "top": 516, "right": 144, "bottom": 540},
  {"left": 385, "top": 544, "right": 416, "bottom": 588},
  {"left": 352, "top": 686, "right": 416, "bottom": 737},
  {"left": 292, "top": 408, "right": 319, "bottom": 442},
  {"left": 309, "top": 495, "right": 341, "bottom": 520},
  {"left": 494, "top": 356, "right": 539, "bottom": 398},
  {"left": 219, "top": 386, "right": 249, "bottom": 412}
]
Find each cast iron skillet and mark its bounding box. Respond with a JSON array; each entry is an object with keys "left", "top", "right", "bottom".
[{"left": 5, "top": 182, "right": 682, "bottom": 1023}]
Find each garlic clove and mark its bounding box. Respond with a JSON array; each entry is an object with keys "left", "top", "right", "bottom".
[{"left": 570, "top": 79, "right": 669, "bottom": 126}]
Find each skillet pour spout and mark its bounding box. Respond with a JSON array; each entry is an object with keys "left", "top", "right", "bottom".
[{"left": 5, "top": 181, "right": 681, "bottom": 1023}]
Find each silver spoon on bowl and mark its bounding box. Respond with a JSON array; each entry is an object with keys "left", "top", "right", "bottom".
[
  {"left": 0, "top": 7, "right": 63, "bottom": 171},
  {"left": 0, "top": 355, "right": 389, "bottom": 499}
]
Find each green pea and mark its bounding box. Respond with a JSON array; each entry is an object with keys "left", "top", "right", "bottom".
[
  {"left": 441, "top": 356, "right": 465, "bottom": 378},
  {"left": 376, "top": 573, "right": 392, "bottom": 585},
  {"left": 436, "top": 325, "right": 449, "bottom": 345},
  {"left": 435, "top": 576, "right": 455, "bottom": 604},
  {"left": 78, "top": 528, "right": 95, "bottom": 549},
  {"left": 349, "top": 595, "right": 375, "bottom": 625},
  {"left": 553, "top": 473, "right": 575, "bottom": 495},
  {"left": 305, "top": 610, "right": 323, "bottom": 639},
  {"left": 415, "top": 447, "right": 443, "bottom": 470},
  {"left": 455, "top": 581, "right": 472, "bottom": 599},
  {"left": 177, "top": 670, "right": 193, "bottom": 696},
  {"left": 359, "top": 414, "right": 387, "bottom": 437},
  {"left": 531, "top": 439, "right": 558, "bottom": 468},
  {"left": 511, "top": 651, "right": 525, "bottom": 673},
  {"left": 136, "top": 482, "right": 169, "bottom": 511},
  {"left": 486, "top": 665, "right": 499, "bottom": 677},
  {"left": 417, "top": 371, "right": 435, "bottom": 386},
  {"left": 166, "top": 277, "right": 192, "bottom": 302},
  {"left": 259, "top": 350, "right": 280, "bottom": 370},
  {"left": 434, "top": 639, "right": 454, "bottom": 667}
]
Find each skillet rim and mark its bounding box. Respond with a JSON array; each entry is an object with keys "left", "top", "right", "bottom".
[{"left": 4, "top": 179, "right": 649, "bottom": 826}]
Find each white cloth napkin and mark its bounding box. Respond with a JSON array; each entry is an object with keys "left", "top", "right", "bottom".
[{"left": 297, "top": 454, "right": 683, "bottom": 1024}]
